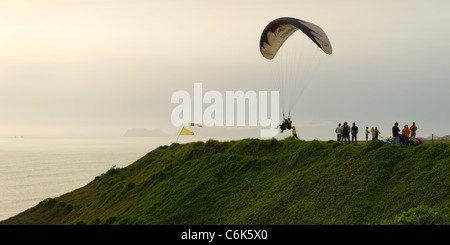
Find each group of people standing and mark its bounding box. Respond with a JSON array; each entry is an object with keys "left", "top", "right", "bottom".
[
  {"left": 392, "top": 122, "right": 418, "bottom": 145},
  {"left": 335, "top": 122, "right": 360, "bottom": 144},
  {"left": 368, "top": 126, "right": 381, "bottom": 140},
  {"left": 335, "top": 121, "right": 418, "bottom": 145}
]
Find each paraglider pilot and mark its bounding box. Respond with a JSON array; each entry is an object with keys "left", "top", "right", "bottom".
[{"left": 276, "top": 118, "right": 292, "bottom": 133}]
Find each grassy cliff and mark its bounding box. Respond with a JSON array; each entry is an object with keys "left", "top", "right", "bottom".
[{"left": 1, "top": 138, "right": 449, "bottom": 225}]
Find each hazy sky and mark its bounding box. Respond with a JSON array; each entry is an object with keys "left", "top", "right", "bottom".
[{"left": 1, "top": 0, "right": 449, "bottom": 140}]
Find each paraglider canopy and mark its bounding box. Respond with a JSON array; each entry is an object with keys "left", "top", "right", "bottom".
[{"left": 259, "top": 17, "right": 332, "bottom": 60}]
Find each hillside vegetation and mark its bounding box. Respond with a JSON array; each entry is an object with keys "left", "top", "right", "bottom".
[{"left": 2, "top": 138, "right": 449, "bottom": 225}]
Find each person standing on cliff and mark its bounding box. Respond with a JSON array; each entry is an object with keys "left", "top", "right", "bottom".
[
  {"left": 292, "top": 126, "right": 299, "bottom": 140},
  {"left": 402, "top": 125, "right": 410, "bottom": 145},
  {"left": 351, "top": 122, "right": 358, "bottom": 144},
  {"left": 335, "top": 123, "right": 342, "bottom": 142},
  {"left": 392, "top": 122, "right": 400, "bottom": 145},
  {"left": 342, "top": 122, "right": 351, "bottom": 144},
  {"left": 410, "top": 122, "right": 418, "bottom": 138}
]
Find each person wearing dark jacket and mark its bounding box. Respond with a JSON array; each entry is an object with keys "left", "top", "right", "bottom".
[
  {"left": 351, "top": 122, "right": 358, "bottom": 144},
  {"left": 342, "top": 122, "right": 351, "bottom": 144},
  {"left": 392, "top": 122, "right": 400, "bottom": 145}
]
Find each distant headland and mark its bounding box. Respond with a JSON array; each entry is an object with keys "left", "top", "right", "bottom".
[{"left": 123, "top": 128, "right": 171, "bottom": 137}]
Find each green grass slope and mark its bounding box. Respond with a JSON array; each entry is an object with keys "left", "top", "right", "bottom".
[{"left": 2, "top": 138, "right": 449, "bottom": 225}]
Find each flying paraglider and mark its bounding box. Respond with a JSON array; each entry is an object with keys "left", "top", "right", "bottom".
[
  {"left": 260, "top": 17, "right": 332, "bottom": 59},
  {"left": 259, "top": 17, "right": 332, "bottom": 133}
]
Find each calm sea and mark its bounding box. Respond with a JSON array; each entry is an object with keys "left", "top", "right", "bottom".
[{"left": 0, "top": 136, "right": 182, "bottom": 221}]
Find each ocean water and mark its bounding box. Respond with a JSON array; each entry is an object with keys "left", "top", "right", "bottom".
[{"left": 0, "top": 136, "right": 179, "bottom": 222}]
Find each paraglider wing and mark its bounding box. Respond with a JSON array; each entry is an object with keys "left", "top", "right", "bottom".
[{"left": 259, "top": 17, "right": 332, "bottom": 60}]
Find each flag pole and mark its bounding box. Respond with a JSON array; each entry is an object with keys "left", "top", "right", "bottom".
[{"left": 176, "top": 127, "right": 184, "bottom": 143}]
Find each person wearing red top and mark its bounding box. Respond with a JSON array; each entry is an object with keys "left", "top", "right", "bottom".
[{"left": 402, "top": 125, "right": 410, "bottom": 145}]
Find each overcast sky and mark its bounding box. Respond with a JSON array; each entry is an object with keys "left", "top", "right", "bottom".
[{"left": 0, "top": 0, "right": 449, "bottom": 140}]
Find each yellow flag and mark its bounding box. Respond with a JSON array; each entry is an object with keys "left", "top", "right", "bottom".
[{"left": 179, "top": 127, "right": 194, "bottom": 135}]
